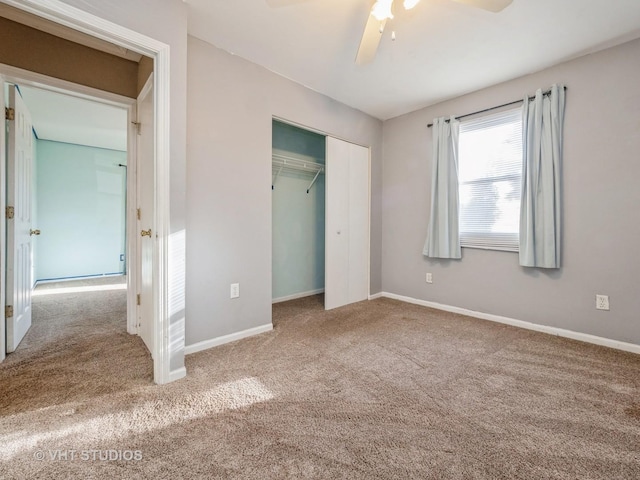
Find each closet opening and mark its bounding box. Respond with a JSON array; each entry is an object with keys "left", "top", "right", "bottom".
[{"left": 271, "top": 119, "right": 326, "bottom": 306}]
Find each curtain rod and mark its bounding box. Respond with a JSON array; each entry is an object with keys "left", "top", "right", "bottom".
[{"left": 427, "top": 86, "right": 567, "bottom": 128}]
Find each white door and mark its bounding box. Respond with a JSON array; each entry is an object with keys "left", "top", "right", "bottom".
[
  {"left": 325, "top": 137, "right": 369, "bottom": 310},
  {"left": 347, "top": 144, "right": 370, "bottom": 303},
  {"left": 136, "top": 80, "right": 154, "bottom": 356},
  {"left": 6, "top": 85, "right": 34, "bottom": 352}
]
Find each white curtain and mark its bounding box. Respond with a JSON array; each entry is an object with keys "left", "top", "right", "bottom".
[
  {"left": 520, "top": 84, "right": 565, "bottom": 268},
  {"left": 423, "top": 116, "right": 461, "bottom": 259}
]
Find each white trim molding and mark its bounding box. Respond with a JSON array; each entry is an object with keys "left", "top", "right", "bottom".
[
  {"left": 185, "top": 324, "right": 274, "bottom": 356},
  {"left": 125, "top": 101, "right": 138, "bottom": 336},
  {"left": 169, "top": 367, "right": 187, "bottom": 383},
  {"left": 272, "top": 289, "right": 324, "bottom": 304},
  {"left": 0, "top": 64, "right": 135, "bottom": 107},
  {"left": 372, "top": 292, "right": 640, "bottom": 355}
]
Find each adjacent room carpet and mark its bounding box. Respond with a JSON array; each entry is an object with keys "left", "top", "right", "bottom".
[{"left": 1, "top": 282, "right": 638, "bottom": 479}]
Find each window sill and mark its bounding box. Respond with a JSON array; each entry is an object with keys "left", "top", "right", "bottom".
[{"left": 461, "top": 244, "right": 519, "bottom": 253}]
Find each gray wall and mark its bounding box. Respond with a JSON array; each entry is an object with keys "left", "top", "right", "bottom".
[
  {"left": 272, "top": 121, "right": 326, "bottom": 300},
  {"left": 36, "top": 140, "right": 126, "bottom": 281},
  {"left": 382, "top": 38, "right": 640, "bottom": 345},
  {"left": 186, "top": 36, "right": 383, "bottom": 347}
]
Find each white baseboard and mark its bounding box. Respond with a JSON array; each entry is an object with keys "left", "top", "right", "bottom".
[
  {"left": 169, "top": 367, "right": 187, "bottom": 383},
  {"left": 35, "top": 273, "right": 125, "bottom": 285},
  {"left": 185, "top": 323, "right": 274, "bottom": 355},
  {"left": 272, "top": 289, "right": 324, "bottom": 304},
  {"left": 373, "top": 292, "right": 640, "bottom": 355}
]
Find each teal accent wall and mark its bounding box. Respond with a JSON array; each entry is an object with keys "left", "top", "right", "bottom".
[
  {"left": 35, "top": 140, "right": 127, "bottom": 281},
  {"left": 272, "top": 121, "right": 326, "bottom": 300}
]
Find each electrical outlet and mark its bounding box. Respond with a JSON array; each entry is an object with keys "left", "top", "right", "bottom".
[
  {"left": 595, "top": 294, "right": 609, "bottom": 311},
  {"left": 426, "top": 273, "right": 433, "bottom": 284},
  {"left": 230, "top": 283, "right": 240, "bottom": 299}
]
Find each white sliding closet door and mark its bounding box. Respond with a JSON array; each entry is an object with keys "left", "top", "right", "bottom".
[
  {"left": 325, "top": 137, "right": 369, "bottom": 310},
  {"left": 325, "top": 138, "right": 349, "bottom": 309}
]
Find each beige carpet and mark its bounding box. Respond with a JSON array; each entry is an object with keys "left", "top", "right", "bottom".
[{"left": 1, "top": 284, "right": 639, "bottom": 479}]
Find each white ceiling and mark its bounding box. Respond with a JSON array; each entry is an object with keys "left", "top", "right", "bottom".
[
  {"left": 186, "top": 0, "right": 640, "bottom": 120},
  {"left": 18, "top": 85, "right": 127, "bottom": 152},
  {"left": 8, "top": 0, "right": 640, "bottom": 147}
]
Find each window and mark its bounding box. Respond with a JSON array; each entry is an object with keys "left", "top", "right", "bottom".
[{"left": 458, "top": 108, "right": 522, "bottom": 251}]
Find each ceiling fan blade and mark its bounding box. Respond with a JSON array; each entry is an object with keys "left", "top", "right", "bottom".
[
  {"left": 266, "top": 0, "right": 314, "bottom": 7},
  {"left": 355, "top": 15, "right": 387, "bottom": 65},
  {"left": 450, "top": 0, "right": 513, "bottom": 13}
]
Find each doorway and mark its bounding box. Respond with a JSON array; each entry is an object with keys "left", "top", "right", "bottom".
[
  {"left": 271, "top": 118, "right": 371, "bottom": 311},
  {"left": 272, "top": 120, "right": 326, "bottom": 304},
  {"left": 3, "top": 80, "right": 134, "bottom": 357},
  {"left": 2, "top": 72, "right": 143, "bottom": 350},
  {"left": 0, "top": 0, "right": 175, "bottom": 384}
]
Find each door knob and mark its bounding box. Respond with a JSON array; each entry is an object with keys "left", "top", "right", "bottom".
[
  {"left": 141, "top": 229, "right": 152, "bottom": 237},
  {"left": 30, "top": 229, "right": 41, "bottom": 236}
]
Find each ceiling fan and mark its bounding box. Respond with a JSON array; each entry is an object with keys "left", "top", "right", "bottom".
[{"left": 266, "top": 0, "right": 513, "bottom": 65}]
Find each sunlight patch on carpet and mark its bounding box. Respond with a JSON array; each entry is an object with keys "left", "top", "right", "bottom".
[
  {"left": 33, "top": 284, "right": 127, "bottom": 296},
  {"left": 0, "top": 377, "right": 274, "bottom": 460}
]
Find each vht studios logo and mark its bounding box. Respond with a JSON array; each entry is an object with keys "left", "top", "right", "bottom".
[{"left": 34, "top": 450, "right": 143, "bottom": 462}]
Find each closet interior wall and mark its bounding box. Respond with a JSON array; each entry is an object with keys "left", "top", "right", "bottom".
[{"left": 272, "top": 120, "right": 326, "bottom": 302}]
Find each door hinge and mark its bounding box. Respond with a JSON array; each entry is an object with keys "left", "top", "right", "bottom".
[
  {"left": 5, "top": 107, "right": 15, "bottom": 121},
  {"left": 132, "top": 121, "right": 141, "bottom": 135},
  {"left": 137, "top": 294, "right": 141, "bottom": 306},
  {"left": 6, "top": 206, "right": 15, "bottom": 219},
  {"left": 137, "top": 208, "right": 141, "bottom": 220},
  {"left": 5, "top": 305, "right": 13, "bottom": 318}
]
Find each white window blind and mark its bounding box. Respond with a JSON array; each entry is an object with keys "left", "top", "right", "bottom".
[{"left": 458, "top": 108, "right": 522, "bottom": 251}]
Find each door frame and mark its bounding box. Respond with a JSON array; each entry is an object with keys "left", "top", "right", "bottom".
[
  {"left": 0, "top": 0, "right": 173, "bottom": 384},
  {"left": 0, "top": 71, "right": 5, "bottom": 363},
  {"left": 0, "top": 66, "right": 137, "bottom": 342}
]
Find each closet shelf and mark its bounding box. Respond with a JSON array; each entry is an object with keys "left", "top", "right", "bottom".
[
  {"left": 272, "top": 153, "right": 325, "bottom": 193},
  {"left": 272, "top": 153, "right": 324, "bottom": 174}
]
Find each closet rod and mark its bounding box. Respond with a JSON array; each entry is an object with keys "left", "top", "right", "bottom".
[{"left": 427, "top": 86, "right": 567, "bottom": 128}]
